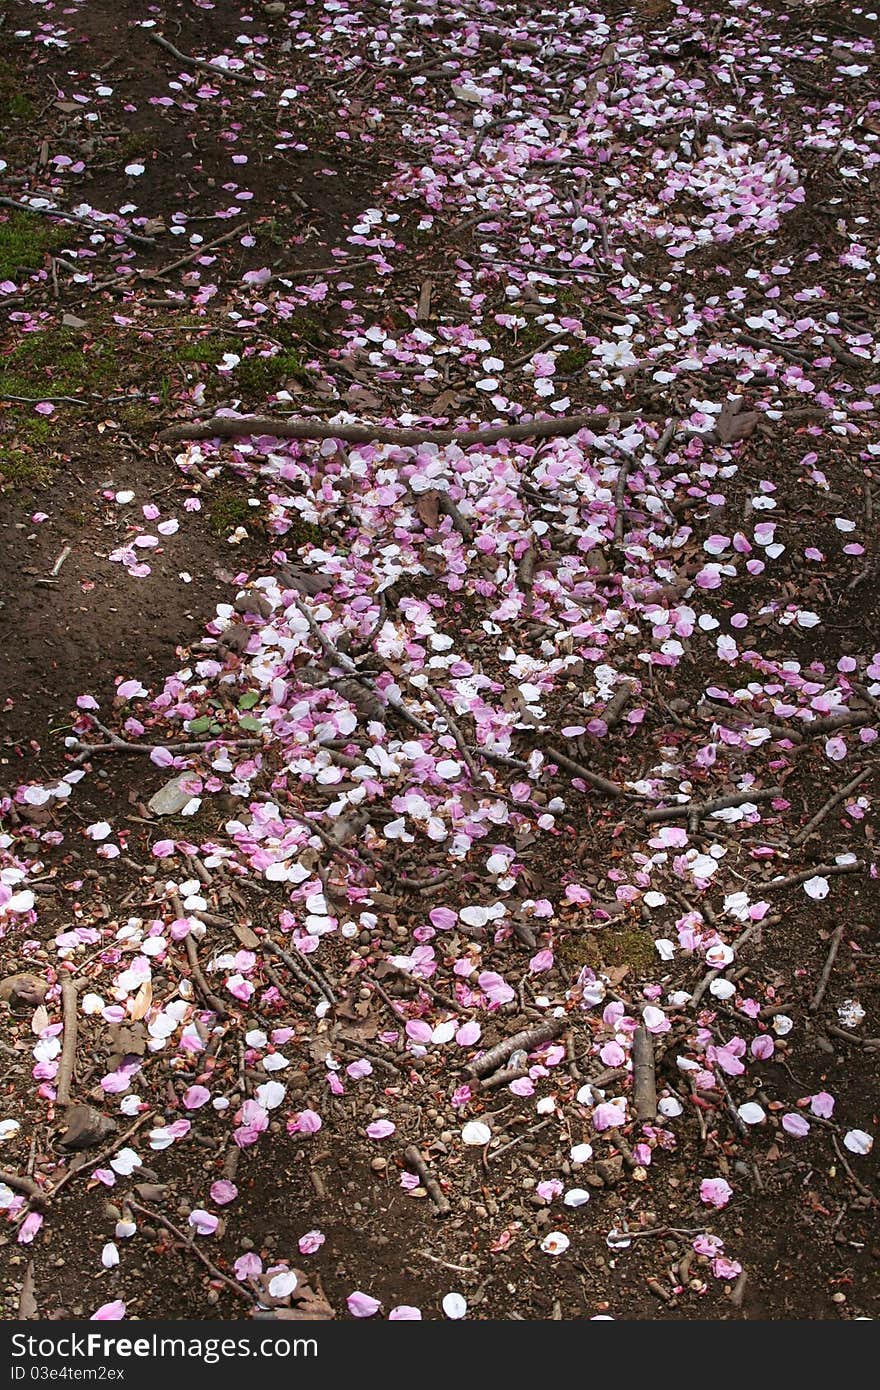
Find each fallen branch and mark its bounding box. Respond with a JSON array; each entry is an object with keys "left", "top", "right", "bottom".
[
  {"left": 830, "top": 1135, "right": 878, "bottom": 1205},
  {"left": 386, "top": 962, "right": 464, "bottom": 1014},
  {"left": 69, "top": 736, "right": 263, "bottom": 764},
  {"left": 0, "top": 196, "right": 156, "bottom": 249},
  {"left": 55, "top": 978, "right": 79, "bottom": 1107},
  {"left": 644, "top": 786, "right": 782, "bottom": 824},
  {"left": 792, "top": 769, "right": 872, "bottom": 847},
  {"left": 809, "top": 923, "right": 846, "bottom": 1015},
  {"left": 262, "top": 937, "right": 335, "bottom": 1005},
  {"left": 157, "top": 408, "right": 664, "bottom": 448},
  {"left": 631, "top": 1026, "right": 657, "bottom": 1123},
  {"left": 147, "top": 32, "right": 256, "bottom": 85},
  {"left": 543, "top": 745, "right": 628, "bottom": 798},
  {"left": 761, "top": 860, "right": 864, "bottom": 892},
  {"left": 127, "top": 1200, "right": 257, "bottom": 1301},
  {"left": 0, "top": 1170, "right": 46, "bottom": 1205},
  {"left": 468, "top": 1017, "right": 567, "bottom": 1079},
  {"left": 403, "top": 1145, "right": 452, "bottom": 1216}
]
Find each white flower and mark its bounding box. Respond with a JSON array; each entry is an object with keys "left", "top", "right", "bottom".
[
  {"left": 442, "top": 1292, "right": 467, "bottom": 1319},
  {"left": 540, "top": 1231, "right": 571, "bottom": 1256},
  {"left": 843, "top": 1129, "right": 873, "bottom": 1156},
  {"left": 461, "top": 1121, "right": 491, "bottom": 1146}
]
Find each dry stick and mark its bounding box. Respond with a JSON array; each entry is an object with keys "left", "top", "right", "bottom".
[
  {"left": 761, "top": 860, "right": 864, "bottom": 892},
  {"left": 48, "top": 1110, "right": 157, "bottom": 1200},
  {"left": 146, "top": 32, "right": 256, "bottom": 85},
  {"left": 826, "top": 1024, "right": 880, "bottom": 1050},
  {"left": 468, "top": 1017, "right": 567, "bottom": 1079},
  {"left": 689, "top": 917, "right": 773, "bottom": 1011},
  {"left": 543, "top": 744, "right": 628, "bottom": 798},
  {"left": 809, "top": 923, "right": 846, "bottom": 1015},
  {"left": 603, "top": 678, "right": 637, "bottom": 733},
  {"left": 290, "top": 595, "right": 428, "bottom": 734},
  {"left": 792, "top": 768, "right": 872, "bottom": 847},
  {"left": 613, "top": 455, "right": 632, "bottom": 545},
  {"left": 127, "top": 1200, "right": 257, "bottom": 1301},
  {"left": 69, "top": 736, "right": 262, "bottom": 763},
  {"left": 262, "top": 937, "right": 335, "bottom": 1004},
  {"left": 92, "top": 224, "right": 246, "bottom": 294},
  {"left": 387, "top": 963, "right": 464, "bottom": 1014},
  {"left": 50, "top": 545, "right": 71, "bottom": 578},
  {"left": 157, "top": 408, "right": 664, "bottom": 447},
  {"left": 644, "top": 786, "right": 782, "bottom": 824},
  {"left": 170, "top": 892, "right": 229, "bottom": 1019},
  {"left": 422, "top": 682, "right": 487, "bottom": 788},
  {"left": 490, "top": 1117, "right": 553, "bottom": 1161},
  {"left": 0, "top": 196, "right": 156, "bottom": 249},
  {"left": 0, "top": 1170, "right": 46, "bottom": 1205},
  {"left": 403, "top": 1145, "right": 451, "bottom": 1216},
  {"left": 631, "top": 1026, "right": 657, "bottom": 1123},
  {"left": 55, "top": 978, "right": 79, "bottom": 1107},
  {"left": 831, "top": 1135, "right": 879, "bottom": 1205}
]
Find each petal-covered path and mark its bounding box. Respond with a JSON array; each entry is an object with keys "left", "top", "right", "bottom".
[{"left": 1, "top": 0, "right": 878, "bottom": 1320}]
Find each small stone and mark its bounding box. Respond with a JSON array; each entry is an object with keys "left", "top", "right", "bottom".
[
  {"left": 0, "top": 973, "right": 46, "bottom": 1010},
  {"left": 148, "top": 774, "right": 195, "bottom": 817}
]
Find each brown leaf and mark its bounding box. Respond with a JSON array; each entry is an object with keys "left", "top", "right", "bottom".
[
  {"left": 58, "top": 1105, "right": 117, "bottom": 1151},
  {"left": 416, "top": 489, "right": 441, "bottom": 528},
  {"left": 233, "top": 923, "right": 260, "bottom": 951},
  {"left": 714, "top": 402, "right": 758, "bottom": 444}
]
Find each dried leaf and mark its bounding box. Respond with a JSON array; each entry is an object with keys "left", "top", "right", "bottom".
[
  {"left": 129, "top": 980, "right": 152, "bottom": 1022},
  {"left": 416, "top": 489, "right": 441, "bottom": 528}
]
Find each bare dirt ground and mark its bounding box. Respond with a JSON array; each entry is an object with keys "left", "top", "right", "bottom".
[{"left": 1, "top": 0, "right": 878, "bottom": 1322}]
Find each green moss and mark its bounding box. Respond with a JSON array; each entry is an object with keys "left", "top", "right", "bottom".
[
  {"left": 0, "top": 65, "right": 34, "bottom": 122},
  {"left": 173, "top": 337, "right": 310, "bottom": 395},
  {"left": 556, "top": 925, "right": 656, "bottom": 978},
  {"left": 0, "top": 213, "right": 68, "bottom": 279},
  {"left": 0, "top": 448, "right": 53, "bottom": 488},
  {"left": 556, "top": 345, "right": 592, "bottom": 374},
  {"left": 0, "top": 328, "right": 119, "bottom": 397},
  {"left": 207, "top": 486, "right": 253, "bottom": 537}
]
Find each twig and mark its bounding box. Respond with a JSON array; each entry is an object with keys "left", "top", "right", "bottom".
[
  {"left": 468, "top": 1018, "right": 567, "bottom": 1079},
  {"left": 157, "top": 408, "right": 665, "bottom": 447},
  {"left": 690, "top": 918, "right": 772, "bottom": 1010},
  {"left": 603, "top": 679, "right": 637, "bottom": 732},
  {"left": 809, "top": 923, "right": 846, "bottom": 1014},
  {"left": 69, "top": 736, "right": 262, "bottom": 764},
  {"left": 386, "top": 963, "right": 464, "bottom": 1014},
  {"left": 403, "top": 1145, "right": 451, "bottom": 1216},
  {"left": 0, "top": 196, "right": 156, "bottom": 248},
  {"left": 262, "top": 937, "right": 335, "bottom": 1005},
  {"left": 644, "top": 786, "right": 782, "bottom": 824},
  {"left": 613, "top": 456, "right": 632, "bottom": 545},
  {"left": 490, "top": 1117, "right": 553, "bottom": 1161},
  {"left": 831, "top": 1135, "right": 878, "bottom": 1205},
  {"left": 422, "top": 682, "right": 487, "bottom": 787},
  {"left": 543, "top": 745, "right": 628, "bottom": 798},
  {"left": 792, "top": 769, "right": 872, "bottom": 847},
  {"left": 631, "top": 1026, "right": 657, "bottom": 1123},
  {"left": 146, "top": 32, "right": 256, "bottom": 85},
  {"left": 49, "top": 546, "right": 71, "bottom": 578},
  {"left": 49, "top": 1110, "right": 156, "bottom": 1200},
  {"left": 55, "top": 978, "right": 79, "bottom": 1107},
  {"left": 127, "top": 1200, "right": 257, "bottom": 1300},
  {"left": 761, "top": 860, "right": 864, "bottom": 892},
  {"left": 0, "top": 1170, "right": 46, "bottom": 1205}
]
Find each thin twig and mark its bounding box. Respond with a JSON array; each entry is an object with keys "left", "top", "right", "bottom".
[
  {"left": 809, "top": 924, "right": 846, "bottom": 1014},
  {"left": 55, "top": 978, "right": 78, "bottom": 1107},
  {"left": 792, "top": 769, "right": 872, "bottom": 847},
  {"left": 127, "top": 1200, "right": 257, "bottom": 1300},
  {"left": 404, "top": 1145, "right": 452, "bottom": 1216},
  {"left": 146, "top": 32, "right": 256, "bottom": 85}
]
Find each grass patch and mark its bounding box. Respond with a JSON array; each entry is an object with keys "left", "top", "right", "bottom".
[
  {"left": 556, "top": 344, "right": 592, "bottom": 374},
  {"left": 0, "top": 64, "right": 35, "bottom": 122},
  {"left": 0, "top": 213, "right": 68, "bottom": 279},
  {"left": 173, "top": 337, "right": 310, "bottom": 395},
  {"left": 0, "top": 328, "right": 119, "bottom": 397}
]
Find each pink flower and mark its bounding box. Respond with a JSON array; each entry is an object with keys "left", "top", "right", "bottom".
[
  {"left": 781, "top": 1112, "right": 810, "bottom": 1138},
  {"left": 91, "top": 1301, "right": 126, "bottom": 1320},
  {"left": 188, "top": 1209, "right": 219, "bottom": 1235},
  {"left": 210, "top": 1180, "right": 238, "bottom": 1206},
  {"left": 234, "top": 1253, "right": 262, "bottom": 1281},
  {"left": 529, "top": 950, "right": 554, "bottom": 974},
  {"left": 288, "top": 1109, "right": 322, "bottom": 1135},
  {"left": 809, "top": 1092, "right": 835, "bottom": 1119},
  {"left": 184, "top": 1085, "right": 211, "bottom": 1109},
  {"left": 366, "top": 1120, "right": 395, "bottom": 1140},
  {"left": 712, "top": 1256, "right": 743, "bottom": 1280},
  {"left": 347, "top": 1290, "right": 381, "bottom": 1318},
  {"left": 17, "top": 1212, "right": 43, "bottom": 1244},
  {"left": 298, "top": 1230, "right": 325, "bottom": 1255},
  {"left": 389, "top": 1306, "right": 422, "bottom": 1319},
  {"left": 699, "top": 1177, "right": 733, "bottom": 1208}
]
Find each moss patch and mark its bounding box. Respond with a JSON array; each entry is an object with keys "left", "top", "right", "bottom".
[
  {"left": 0, "top": 65, "right": 35, "bottom": 123},
  {"left": 0, "top": 213, "right": 69, "bottom": 280},
  {"left": 207, "top": 486, "right": 254, "bottom": 538},
  {"left": 556, "top": 925, "right": 657, "bottom": 978}
]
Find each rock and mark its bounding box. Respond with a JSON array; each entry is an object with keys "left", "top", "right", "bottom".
[
  {"left": 263, "top": 2, "right": 286, "bottom": 14},
  {"left": 595, "top": 1156, "right": 624, "bottom": 1186},
  {"left": 58, "top": 1105, "right": 116, "bottom": 1151},
  {"left": 148, "top": 774, "right": 196, "bottom": 817},
  {"left": 0, "top": 973, "right": 47, "bottom": 1010},
  {"left": 133, "top": 1183, "right": 167, "bottom": 1203}
]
